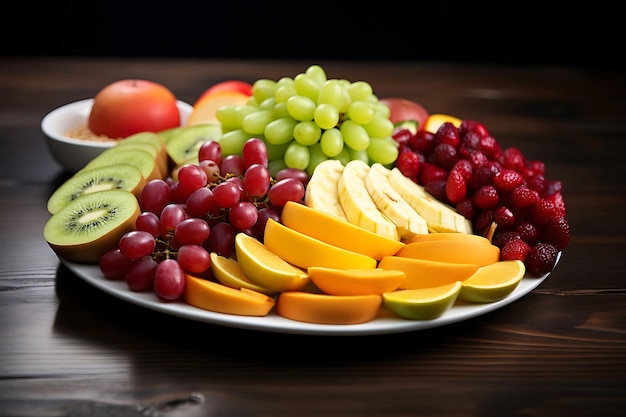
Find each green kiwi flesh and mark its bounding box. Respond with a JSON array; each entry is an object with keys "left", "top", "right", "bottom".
[
  {"left": 47, "top": 164, "right": 145, "bottom": 215},
  {"left": 44, "top": 189, "right": 140, "bottom": 264},
  {"left": 165, "top": 123, "right": 222, "bottom": 166},
  {"left": 80, "top": 147, "right": 159, "bottom": 181}
]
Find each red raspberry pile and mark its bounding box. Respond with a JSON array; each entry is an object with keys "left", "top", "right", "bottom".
[{"left": 393, "top": 120, "right": 570, "bottom": 276}]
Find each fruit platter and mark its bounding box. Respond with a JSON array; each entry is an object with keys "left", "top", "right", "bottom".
[{"left": 42, "top": 65, "right": 570, "bottom": 335}]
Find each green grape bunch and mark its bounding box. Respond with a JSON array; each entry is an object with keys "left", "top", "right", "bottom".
[{"left": 215, "top": 65, "right": 399, "bottom": 177}]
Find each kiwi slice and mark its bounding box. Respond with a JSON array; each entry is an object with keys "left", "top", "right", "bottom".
[
  {"left": 44, "top": 189, "right": 140, "bottom": 264},
  {"left": 47, "top": 164, "right": 146, "bottom": 214},
  {"left": 165, "top": 123, "right": 222, "bottom": 166},
  {"left": 80, "top": 146, "right": 161, "bottom": 181},
  {"left": 109, "top": 138, "right": 168, "bottom": 179}
]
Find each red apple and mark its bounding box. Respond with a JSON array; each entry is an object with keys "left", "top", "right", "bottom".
[
  {"left": 88, "top": 79, "right": 181, "bottom": 138},
  {"left": 196, "top": 80, "right": 253, "bottom": 105},
  {"left": 379, "top": 98, "right": 430, "bottom": 131}
]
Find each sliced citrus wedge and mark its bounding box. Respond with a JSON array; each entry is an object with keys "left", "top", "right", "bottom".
[
  {"left": 378, "top": 256, "right": 480, "bottom": 289},
  {"left": 308, "top": 267, "right": 405, "bottom": 296},
  {"left": 209, "top": 252, "right": 275, "bottom": 295},
  {"left": 276, "top": 292, "right": 382, "bottom": 325},
  {"left": 459, "top": 260, "right": 526, "bottom": 303},
  {"left": 263, "top": 218, "right": 377, "bottom": 270},
  {"left": 184, "top": 274, "right": 275, "bottom": 317},
  {"left": 395, "top": 239, "right": 500, "bottom": 267},
  {"left": 235, "top": 232, "right": 310, "bottom": 293},
  {"left": 383, "top": 281, "right": 462, "bottom": 320}
]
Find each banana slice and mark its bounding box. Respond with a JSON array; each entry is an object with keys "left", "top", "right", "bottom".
[
  {"left": 338, "top": 160, "right": 400, "bottom": 241},
  {"left": 365, "top": 163, "right": 429, "bottom": 239},
  {"left": 388, "top": 167, "right": 473, "bottom": 234},
  {"left": 304, "top": 159, "right": 347, "bottom": 220}
]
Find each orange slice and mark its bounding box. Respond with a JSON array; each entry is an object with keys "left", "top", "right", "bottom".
[
  {"left": 184, "top": 274, "right": 275, "bottom": 316},
  {"left": 459, "top": 260, "right": 526, "bottom": 303},
  {"left": 394, "top": 239, "right": 500, "bottom": 267},
  {"left": 378, "top": 256, "right": 480, "bottom": 289},
  {"left": 187, "top": 90, "right": 251, "bottom": 125},
  {"left": 276, "top": 292, "right": 382, "bottom": 325},
  {"left": 280, "top": 201, "right": 405, "bottom": 260},
  {"left": 383, "top": 281, "right": 462, "bottom": 320},
  {"left": 308, "top": 267, "right": 406, "bottom": 296},
  {"left": 209, "top": 252, "right": 275, "bottom": 295},
  {"left": 263, "top": 219, "right": 377, "bottom": 270},
  {"left": 234, "top": 232, "right": 310, "bottom": 293}
]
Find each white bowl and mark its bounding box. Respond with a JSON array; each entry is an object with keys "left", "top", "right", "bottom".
[{"left": 42, "top": 98, "right": 193, "bottom": 172}]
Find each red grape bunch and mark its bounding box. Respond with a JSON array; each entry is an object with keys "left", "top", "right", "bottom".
[
  {"left": 393, "top": 120, "right": 570, "bottom": 276},
  {"left": 99, "top": 137, "right": 309, "bottom": 301}
]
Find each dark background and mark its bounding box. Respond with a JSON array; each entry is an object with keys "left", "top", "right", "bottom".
[{"left": 6, "top": 1, "right": 623, "bottom": 69}]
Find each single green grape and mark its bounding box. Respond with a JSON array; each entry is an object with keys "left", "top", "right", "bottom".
[
  {"left": 366, "top": 137, "right": 399, "bottom": 165},
  {"left": 273, "top": 102, "right": 289, "bottom": 119},
  {"left": 364, "top": 115, "right": 394, "bottom": 138},
  {"left": 293, "top": 121, "right": 321, "bottom": 146},
  {"left": 258, "top": 97, "right": 276, "bottom": 110},
  {"left": 347, "top": 101, "right": 374, "bottom": 125},
  {"left": 275, "top": 84, "right": 297, "bottom": 103},
  {"left": 284, "top": 141, "right": 310, "bottom": 170},
  {"left": 234, "top": 105, "right": 258, "bottom": 126},
  {"left": 305, "top": 65, "right": 327, "bottom": 86},
  {"left": 241, "top": 109, "right": 274, "bottom": 135},
  {"left": 347, "top": 146, "right": 369, "bottom": 164},
  {"left": 264, "top": 140, "right": 291, "bottom": 163},
  {"left": 264, "top": 117, "right": 298, "bottom": 145},
  {"left": 287, "top": 95, "right": 316, "bottom": 121},
  {"left": 293, "top": 73, "right": 320, "bottom": 101},
  {"left": 340, "top": 120, "right": 370, "bottom": 151},
  {"left": 347, "top": 81, "right": 373, "bottom": 101},
  {"left": 319, "top": 128, "right": 344, "bottom": 157},
  {"left": 313, "top": 103, "right": 339, "bottom": 130},
  {"left": 215, "top": 106, "right": 240, "bottom": 131},
  {"left": 317, "top": 80, "right": 344, "bottom": 109},
  {"left": 219, "top": 129, "right": 255, "bottom": 156},
  {"left": 253, "top": 79, "right": 277, "bottom": 104}
]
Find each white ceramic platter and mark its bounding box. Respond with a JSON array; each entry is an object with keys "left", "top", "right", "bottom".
[{"left": 62, "top": 254, "right": 557, "bottom": 336}]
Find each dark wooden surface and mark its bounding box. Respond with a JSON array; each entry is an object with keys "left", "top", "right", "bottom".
[{"left": 0, "top": 57, "right": 624, "bottom": 417}]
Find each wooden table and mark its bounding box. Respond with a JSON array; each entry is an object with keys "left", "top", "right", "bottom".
[{"left": 1, "top": 57, "right": 624, "bottom": 417}]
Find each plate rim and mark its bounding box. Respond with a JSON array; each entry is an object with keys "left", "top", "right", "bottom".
[{"left": 61, "top": 254, "right": 556, "bottom": 336}]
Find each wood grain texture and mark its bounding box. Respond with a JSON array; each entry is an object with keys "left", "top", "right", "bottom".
[{"left": 0, "top": 57, "right": 624, "bottom": 417}]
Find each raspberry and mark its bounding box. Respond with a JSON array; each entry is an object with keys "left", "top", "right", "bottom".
[
  {"left": 430, "top": 143, "right": 459, "bottom": 170},
  {"left": 541, "top": 216, "right": 571, "bottom": 251},
  {"left": 514, "top": 220, "right": 540, "bottom": 245},
  {"left": 526, "top": 173, "right": 547, "bottom": 196},
  {"left": 526, "top": 159, "right": 545, "bottom": 176},
  {"left": 395, "top": 150, "right": 420, "bottom": 181},
  {"left": 509, "top": 185, "right": 539, "bottom": 210},
  {"left": 424, "top": 179, "right": 448, "bottom": 203},
  {"left": 493, "top": 205, "right": 515, "bottom": 229},
  {"left": 445, "top": 169, "right": 467, "bottom": 204},
  {"left": 408, "top": 130, "right": 435, "bottom": 154},
  {"left": 392, "top": 128, "right": 412, "bottom": 148},
  {"left": 434, "top": 122, "right": 460, "bottom": 148},
  {"left": 418, "top": 162, "right": 447, "bottom": 185},
  {"left": 459, "top": 120, "right": 490, "bottom": 139},
  {"left": 473, "top": 210, "right": 495, "bottom": 236},
  {"left": 501, "top": 147, "right": 526, "bottom": 171},
  {"left": 455, "top": 198, "right": 476, "bottom": 220},
  {"left": 470, "top": 162, "right": 500, "bottom": 192},
  {"left": 544, "top": 179, "right": 563, "bottom": 197},
  {"left": 492, "top": 169, "right": 525, "bottom": 194},
  {"left": 472, "top": 185, "right": 499, "bottom": 210},
  {"left": 500, "top": 238, "right": 531, "bottom": 262},
  {"left": 492, "top": 230, "right": 522, "bottom": 249},
  {"left": 526, "top": 243, "right": 559, "bottom": 276},
  {"left": 450, "top": 159, "right": 473, "bottom": 181},
  {"left": 479, "top": 135, "right": 502, "bottom": 160}
]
